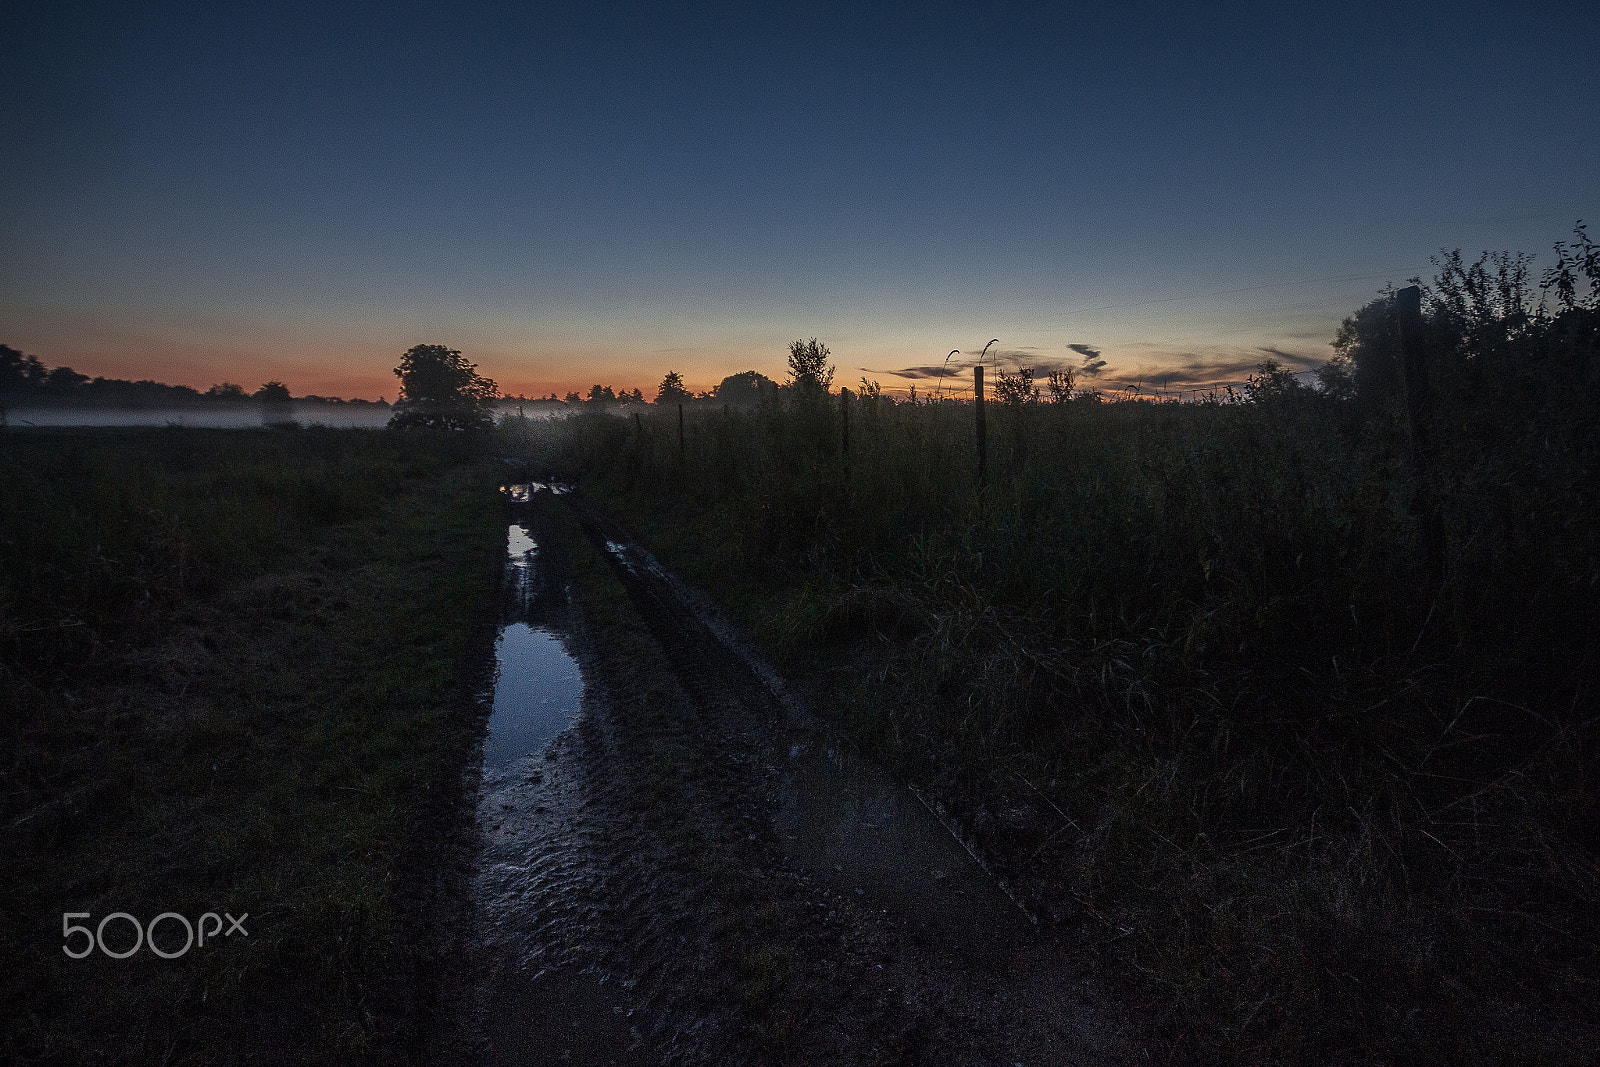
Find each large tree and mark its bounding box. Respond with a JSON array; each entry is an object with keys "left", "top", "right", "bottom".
[
  {"left": 389, "top": 344, "right": 497, "bottom": 431},
  {"left": 715, "top": 370, "right": 777, "bottom": 407}
]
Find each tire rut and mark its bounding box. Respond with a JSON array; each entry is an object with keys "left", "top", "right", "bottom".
[
  {"left": 468, "top": 490, "right": 1126, "bottom": 1065},
  {"left": 563, "top": 501, "right": 1127, "bottom": 1065}
]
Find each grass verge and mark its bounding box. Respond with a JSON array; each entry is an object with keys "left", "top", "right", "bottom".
[{"left": 1, "top": 427, "right": 504, "bottom": 1066}]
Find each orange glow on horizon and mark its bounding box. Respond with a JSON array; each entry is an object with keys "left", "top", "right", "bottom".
[
  {"left": 3, "top": 336, "right": 742, "bottom": 403},
  {"left": 5, "top": 325, "right": 1333, "bottom": 405}
]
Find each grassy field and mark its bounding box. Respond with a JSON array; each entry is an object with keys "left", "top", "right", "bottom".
[
  {"left": 504, "top": 328, "right": 1599, "bottom": 1063},
  {"left": 0, "top": 427, "right": 504, "bottom": 1066}
]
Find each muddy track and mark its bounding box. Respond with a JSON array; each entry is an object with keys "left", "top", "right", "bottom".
[
  {"left": 466, "top": 492, "right": 1126, "bottom": 1065},
  {"left": 574, "top": 511, "right": 789, "bottom": 738}
]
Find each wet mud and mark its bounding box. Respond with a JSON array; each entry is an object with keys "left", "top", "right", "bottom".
[
  {"left": 471, "top": 502, "right": 650, "bottom": 1065},
  {"left": 463, "top": 487, "right": 1127, "bottom": 1065}
]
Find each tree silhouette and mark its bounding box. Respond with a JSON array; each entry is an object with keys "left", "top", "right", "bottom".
[
  {"left": 993, "top": 366, "right": 1039, "bottom": 407},
  {"left": 44, "top": 367, "right": 90, "bottom": 393},
  {"left": 0, "top": 345, "right": 47, "bottom": 394},
  {"left": 656, "top": 370, "right": 690, "bottom": 405},
  {"left": 715, "top": 370, "right": 777, "bottom": 407},
  {"left": 389, "top": 345, "right": 497, "bottom": 431},
  {"left": 786, "top": 338, "right": 834, "bottom": 399},
  {"left": 254, "top": 380, "right": 295, "bottom": 426}
]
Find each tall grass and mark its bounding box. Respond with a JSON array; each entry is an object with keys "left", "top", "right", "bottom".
[
  {"left": 0, "top": 427, "right": 400, "bottom": 664},
  {"left": 502, "top": 360, "right": 1599, "bottom": 1060},
  {"left": 1, "top": 427, "right": 503, "bottom": 1065}
]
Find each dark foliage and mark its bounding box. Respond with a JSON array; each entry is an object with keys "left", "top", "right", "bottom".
[
  {"left": 655, "top": 370, "right": 690, "bottom": 405},
  {"left": 785, "top": 338, "right": 834, "bottom": 400},
  {"left": 388, "top": 344, "right": 498, "bottom": 432},
  {"left": 715, "top": 370, "right": 778, "bottom": 407}
]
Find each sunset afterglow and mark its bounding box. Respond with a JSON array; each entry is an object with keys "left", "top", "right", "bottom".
[{"left": 5, "top": 2, "right": 1596, "bottom": 399}]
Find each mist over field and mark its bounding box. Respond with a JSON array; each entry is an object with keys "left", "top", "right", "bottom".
[{"left": 0, "top": 403, "right": 389, "bottom": 429}]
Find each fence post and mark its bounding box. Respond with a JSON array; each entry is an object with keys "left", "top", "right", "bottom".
[
  {"left": 841, "top": 387, "right": 850, "bottom": 456},
  {"left": 974, "top": 365, "right": 987, "bottom": 490},
  {"left": 677, "top": 402, "right": 685, "bottom": 461},
  {"left": 1395, "top": 285, "right": 1445, "bottom": 587}
]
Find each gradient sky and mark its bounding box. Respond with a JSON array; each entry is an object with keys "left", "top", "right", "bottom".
[{"left": 4, "top": 1, "right": 1597, "bottom": 400}]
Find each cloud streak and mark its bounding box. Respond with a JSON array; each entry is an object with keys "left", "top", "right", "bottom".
[
  {"left": 879, "top": 352, "right": 1095, "bottom": 380},
  {"left": 865, "top": 340, "right": 1333, "bottom": 398}
]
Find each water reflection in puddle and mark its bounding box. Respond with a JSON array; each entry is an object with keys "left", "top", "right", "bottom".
[
  {"left": 485, "top": 622, "right": 583, "bottom": 771},
  {"left": 476, "top": 519, "right": 651, "bottom": 1064},
  {"left": 500, "top": 481, "right": 574, "bottom": 504},
  {"left": 507, "top": 523, "right": 537, "bottom": 560},
  {"left": 484, "top": 523, "right": 583, "bottom": 770}
]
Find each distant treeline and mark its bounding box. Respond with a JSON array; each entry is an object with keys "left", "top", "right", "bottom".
[
  {"left": 502, "top": 370, "right": 782, "bottom": 410},
  {"left": 0, "top": 345, "right": 388, "bottom": 408},
  {"left": 2, "top": 343, "right": 785, "bottom": 413}
]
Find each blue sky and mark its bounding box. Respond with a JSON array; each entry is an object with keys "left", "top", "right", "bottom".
[{"left": 4, "top": 1, "right": 1596, "bottom": 399}]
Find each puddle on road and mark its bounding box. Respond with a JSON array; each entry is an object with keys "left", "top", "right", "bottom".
[
  {"left": 484, "top": 623, "right": 583, "bottom": 771},
  {"left": 500, "top": 481, "right": 574, "bottom": 504},
  {"left": 476, "top": 515, "right": 653, "bottom": 1065},
  {"left": 477, "top": 518, "right": 1058, "bottom": 1059},
  {"left": 507, "top": 522, "right": 537, "bottom": 565},
  {"left": 484, "top": 523, "right": 583, "bottom": 771}
]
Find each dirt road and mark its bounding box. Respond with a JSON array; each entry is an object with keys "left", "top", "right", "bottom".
[{"left": 465, "top": 490, "right": 1127, "bottom": 1065}]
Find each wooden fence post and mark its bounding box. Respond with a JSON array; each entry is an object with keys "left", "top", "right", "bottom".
[
  {"left": 974, "top": 365, "right": 987, "bottom": 490},
  {"left": 840, "top": 386, "right": 851, "bottom": 485},
  {"left": 677, "top": 402, "right": 685, "bottom": 461},
  {"left": 1395, "top": 285, "right": 1445, "bottom": 587},
  {"left": 841, "top": 387, "right": 850, "bottom": 456}
]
